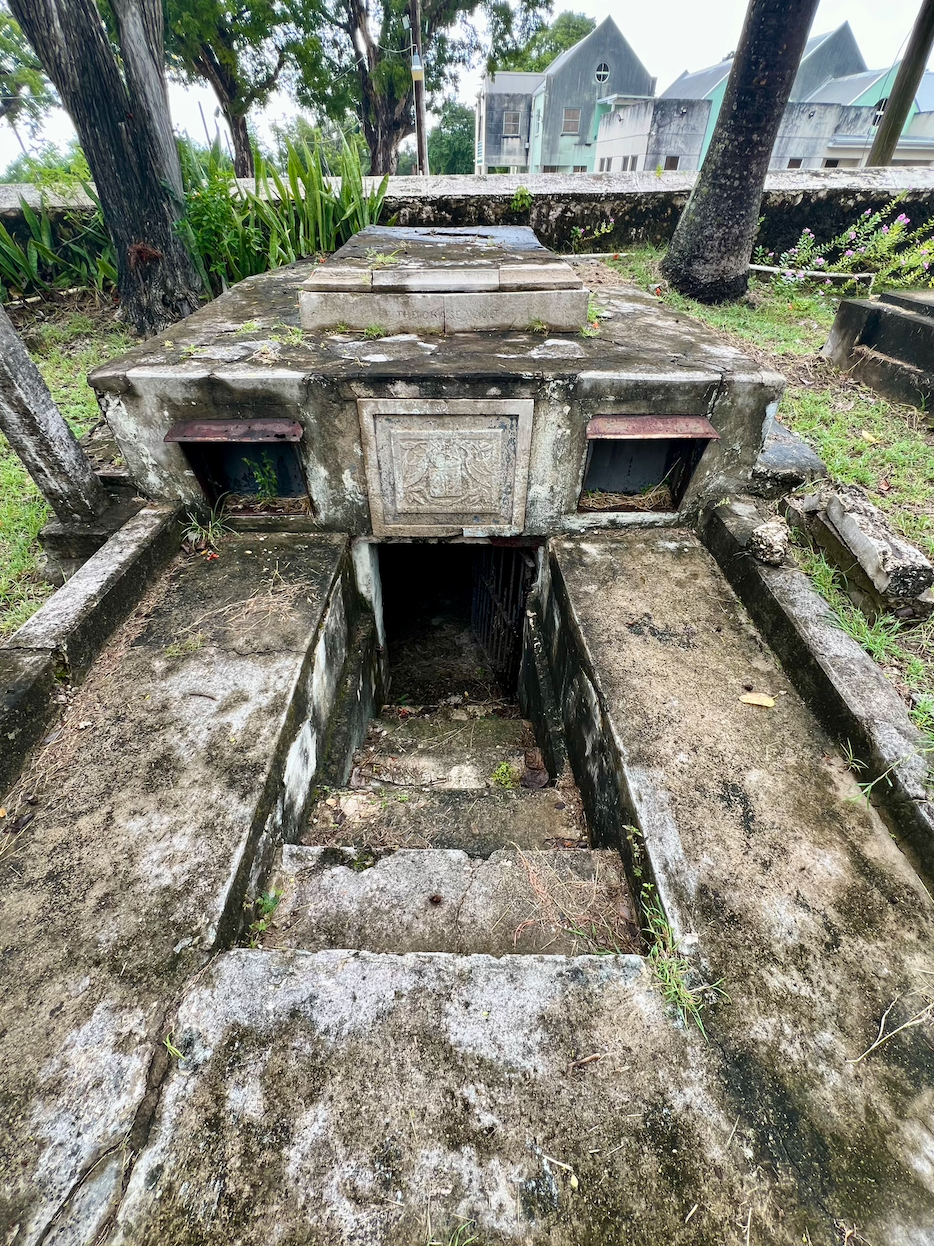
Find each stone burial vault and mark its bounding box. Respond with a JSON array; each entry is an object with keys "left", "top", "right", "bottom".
[{"left": 2, "top": 226, "right": 934, "bottom": 1246}]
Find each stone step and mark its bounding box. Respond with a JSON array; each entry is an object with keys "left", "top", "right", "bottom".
[
  {"left": 350, "top": 706, "right": 534, "bottom": 790},
  {"left": 306, "top": 783, "right": 583, "bottom": 854},
  {"left": 108, "top": 947, "right": 668, "bottom": 1244},
  {"left": 266, "top": 845, "right": 640, "bottom": 956}
]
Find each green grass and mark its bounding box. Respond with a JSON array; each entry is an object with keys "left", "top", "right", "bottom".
[
  {"left": 0, "top": 305, "right": 133, "bottom": 634},
  {"left": 610, "top": 246, "right": 934, "bottom": 741}
]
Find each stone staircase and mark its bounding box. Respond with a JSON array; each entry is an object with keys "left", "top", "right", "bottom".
[{"left": 264, "top": 702, "right": 640, "bottom": 957}]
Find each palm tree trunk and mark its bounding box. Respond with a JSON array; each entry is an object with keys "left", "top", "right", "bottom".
[{"left": 660, "top": 0, "right": 820, "bottom": 302}]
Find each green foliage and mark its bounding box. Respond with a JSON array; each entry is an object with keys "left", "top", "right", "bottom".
[
  {"left": 510, "top": 185, "right": 532, "bottom": 213},
  {"left": 491, "top": 10, "right": 595, "bottom": 72},
  {"left": 569, "top": 218, "right": 615, "bottom": 253},
  {"left": 490, "top": 761, "right": 517, "bottom": 789},
  {"left": 0, "top": 8, "right": 55, "bottom": 136},
  {"left": 182, "top": 497, "right": 231, "bottom": 551},
  {"left": 247, "top": 450, "right": 278, "bottom": 501},
  {"left": 363, "top": 324, "right": 385, "bottom": 339},
  {"left": 0, "top": 139, "right": 88, "bottom": 185},
  {"left": 642, "top": 886, "right": 728, "bottom": 1040},
  {"left": 180, "top": 135, "right": 389, "bottom": 295},
  {"left": 427, "top": 99, "right": 475, "bottom": 175},
  {"left": 0, "top": 183, "right": 116, "bottom": 301},
  {"left": 753, "top": 195, "right": 934, "bottom": 290},
  {"left": 246, "top": 890, "right": 281, "bottom": 946}
]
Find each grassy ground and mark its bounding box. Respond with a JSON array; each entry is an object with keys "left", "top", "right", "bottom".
[
  {"left": 0, "top": 303, "right": 133, "bottom": 634},
  {"left": 609, "top": 246, "right": 934, "bottom": 740}
]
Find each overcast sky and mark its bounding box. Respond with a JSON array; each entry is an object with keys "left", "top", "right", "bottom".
[{"left": 1, "top": 0, "right": 928, "bottom": 171}]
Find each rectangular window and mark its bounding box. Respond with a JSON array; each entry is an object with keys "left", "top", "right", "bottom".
[
  {"left": 824, "top": 158, "right": 839, "bottom": 168},
  {"left": 503, "top": 110, "right": 520, "bottom": 137},
  {"left": 573, "top": 164, "right": 587, "bottom": 173},
  {"left": 562, "top": 108, "right": 581, "bottom": 135},
  {"left": 543, "top": 165, "right": 559, "bottom": 173},
  {"left": 535, "top": 111, "right": 541, "bottom": 135},
  {"left": 620, "top": 155, "right": 629, "bottom": 171},
  {"left": 787, "top": 157, "right": 802, "bottom": 169},
  {"left": 664, "top": 155, "right": 679, "bottom": 171},
  {"left": 630, "top": 155, "right": 638, "bottom": 171}
]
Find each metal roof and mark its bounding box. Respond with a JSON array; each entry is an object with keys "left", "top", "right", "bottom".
[
  {"left": 805, "top": 69, "right": 887, "bottom": 105},
  {"left": 482, "top": 71, "right": 545, "bottom": 95},
  {"left": 659, "top": 60, "right": 731, "bottom": 100}
]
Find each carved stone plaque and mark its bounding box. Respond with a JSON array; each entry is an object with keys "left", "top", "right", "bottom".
[{"left": 357, "top": 399, "right": 533, "bottom": 536}]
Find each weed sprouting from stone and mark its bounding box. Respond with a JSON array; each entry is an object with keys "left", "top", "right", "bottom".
[
  {"left": 164, "top": 1032, "right": 184, "bottom": 1060},
  {"left": 840, "top": 739, "right": 867, "bottom": 775},
  {"left": 363, "top": 324, "right": 385, "bottom": 339},
  {"left": 183, "top": 498, "right": 231, "bottom": 552},
  {"left": 164, "top": 632, "right": 205, "bottom": 659},
  {"left": 527, "top": 318, "right": 548, "bottom": 334},
  {"left": 246, "top": 450, "right": 279, "bottom": 502},
  {"left": 490, "top": 761, "right": 517, "bottom": 789},
  {"left": 510, "top": 186, "right": 532, "bottom": 213},
  {"left": 642, "top": 886, "right": 728, "bottom": 1040},
  {"left": 245, "top": 891, "right": 281, "bottom": 947},
  {"left": 365, "top": 248, "right": 401, "bottom": 267}
]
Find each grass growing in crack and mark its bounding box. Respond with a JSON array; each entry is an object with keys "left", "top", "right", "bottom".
[
  {"left": 164, "top": 632, "right": 205, "bottom": 659},
  {"left": 363, "top": 324, "right": 385, "bottom": 340},
  {"left": 245, "top": 890, "right": 281, "bottom": 947},
  {"left": 642, "top": 887, "right": 727, "bottom": 1040},
  {"left": 182, "top": 499, "right": 231, "bottom": 552}
]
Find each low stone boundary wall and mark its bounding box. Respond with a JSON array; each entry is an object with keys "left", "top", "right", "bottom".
[{"left": 3, "top": 168, "right": 932, "bottom": 256}]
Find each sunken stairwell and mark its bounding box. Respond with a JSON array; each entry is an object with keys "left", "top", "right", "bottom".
[{"left": 262, "top": 541, "right": 640, "bottom": 960}]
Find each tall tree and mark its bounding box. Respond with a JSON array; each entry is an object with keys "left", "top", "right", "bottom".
[
  {"left": 166, "top": 0, "right": 328, "bottom": 178},
  {"left": 0, "top": 6, "right": 55, "bottom": 141},
  {"left": 11, "top": 0, "right": 202, "bottom": 334},
  {"left": 660, "top": 0, "right": 820, "bottom": 303},
  {"left": 427, "top": 98, "right": 474, "bottom": 173},
  {"left": 296, "top": 0, "right": 546, "bottom": 174},
  {"left": 492, "top": 9, "right": 594, "bottom": 73}
]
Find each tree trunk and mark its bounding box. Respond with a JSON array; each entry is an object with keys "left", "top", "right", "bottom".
[
  {"left": 11, "top": 0, "right": 202, "bottom": 336},
  {"left": 228, "top": 110, "right": 254, "bottom": 178},
  {"left": 0, "top": 304, "right": 109, "bottom": 524},
  {"left": 660, "top": 0, "right": 820, "bottom": 302}
]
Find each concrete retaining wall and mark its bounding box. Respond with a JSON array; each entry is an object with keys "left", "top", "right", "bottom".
[{"left": 4, "top": 168, "right": 933, "bottom": 257}]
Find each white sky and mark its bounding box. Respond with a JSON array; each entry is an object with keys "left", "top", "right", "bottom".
[{"left": 2, "top": 0, "right": 928, "bottom": 170}]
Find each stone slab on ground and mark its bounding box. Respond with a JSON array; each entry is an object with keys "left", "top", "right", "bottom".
[
  {"left": 351, "top": 708, "right": 530, "bottom": 789},
  {"left": 305, "top": 785, "right": 584, "bottom": 854},
  {"left": 267, "top": 845, "right": 636, "bottom": 955},
  {"left": 0, "top": 649, "right": 57, "bottom": 795},
  {"left": 544, "top": 530, "right": 934, "bottom": 1240},
  {"left": 0, "top": 533, "right": 352, "bottom": 1243},
  {"left": 750, "top": 409, "right": 826, "bottom": 497}
]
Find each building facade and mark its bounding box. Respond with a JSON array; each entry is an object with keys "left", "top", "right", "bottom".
[
  {"left": 475, "top": 17, "right": 655, "bottom": 174},
  {"left": 476, "top": 19, "right": 934, "bottom": 177}
]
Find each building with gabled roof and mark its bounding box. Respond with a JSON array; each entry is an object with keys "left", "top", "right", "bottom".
[{"left": 475, "top": 17, "right": 655, "bottom": 174}]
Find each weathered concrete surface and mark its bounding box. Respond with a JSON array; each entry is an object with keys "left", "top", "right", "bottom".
[
  {"left": 785, "top": 482, "right": 934, "bottom": 619},
  {"left": 305, "top": 785, "right": 583, "bottom": 854},
  {"left": 5, "top": 507, "right": 182, "bottom": 680},
  {"left": 822, "top": 291, "right": 934, "bottom": 414},
  {"left": 0, "top": 533, "right": 361, "bottom": 1243},
  {"left": 268, "top": 845, "right": 636, "bottom": 955},
  {"left": 37, "top": 495, "right": 144, "bottom": 586},
  {"left": 539, "top": 529, "right": 934, "bottom": 1240},
  {"left": 0, "top": 650, "right": 57, "bottom": 795},
  {"left": 350, "top": 708, "right": 530, "bottom": 789},
  {"left": 703, "top": 499, "right": 934, "bottom": 875},
  {"left": 89, "top": 264, "right": 781, "bottom": 531},
  {"left": 750, "top": 409, "right": 827, "bottom": 498}
]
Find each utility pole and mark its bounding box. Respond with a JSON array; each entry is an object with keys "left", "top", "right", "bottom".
[
  {"left": 409, "top": 0, "right": 429, "bottom": 175},
  {"left": 867, "top": 0, "right": 934, "bottom": 166}
]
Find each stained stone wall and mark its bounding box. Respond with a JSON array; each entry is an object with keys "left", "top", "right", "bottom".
[{"left": 5, "top": 168, "right": 933, "bottom": 257}]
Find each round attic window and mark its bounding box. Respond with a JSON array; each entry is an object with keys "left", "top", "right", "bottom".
[{"left": 595, "top": 62, "right": 610, "bottom": 83}]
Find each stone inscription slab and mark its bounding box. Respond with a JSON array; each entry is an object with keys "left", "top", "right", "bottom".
[{"left": 358, "top": 399, "right": 533, "bottom": 536}]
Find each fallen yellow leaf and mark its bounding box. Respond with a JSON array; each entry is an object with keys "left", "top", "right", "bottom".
[
  {"left": 0, "top": 807, "right": 6, "bottom": 818},
  {"left": 740, "top": 692, "right": 775, "bottom": 708},
  {"left": 861, "top": 430, "right": 879, "bottom": 444}
]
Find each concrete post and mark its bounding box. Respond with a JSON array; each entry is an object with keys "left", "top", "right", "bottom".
[
  {"left": 866, "top": 0, "right": 934, "bottom": 166},
  {"left": 0, "top": 303, "right": 110, "bottom": 524}
]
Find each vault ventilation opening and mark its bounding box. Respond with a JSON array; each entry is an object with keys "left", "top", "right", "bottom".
[
  {"left": 378, "top": 543, "right": 535, "bottom": 705},
  {"left": 578, "top": 415, "right": 719, "bottom": 513},
  {"left": 165, "top": 419, "right": 311, "bottom": 515}
]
